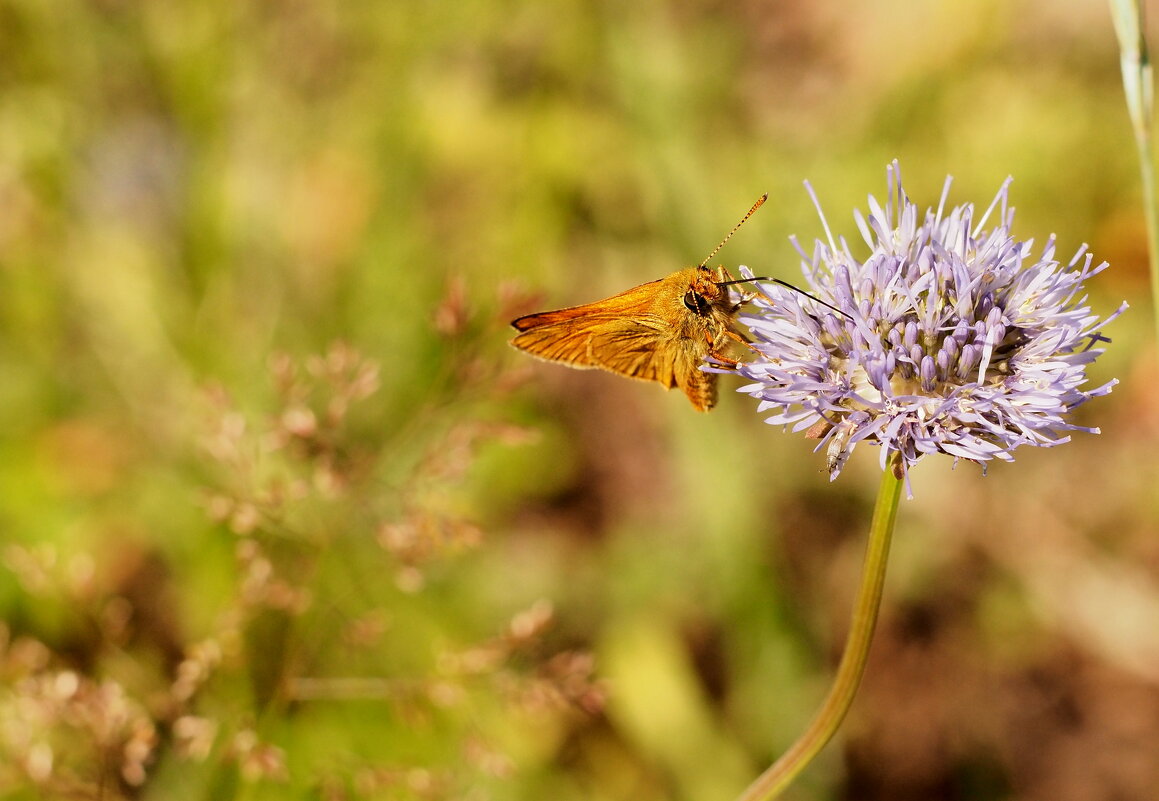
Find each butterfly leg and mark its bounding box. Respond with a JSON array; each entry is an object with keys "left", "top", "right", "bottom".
[{"left": 724, "top": 328, "right": 764, "bottom": 355}]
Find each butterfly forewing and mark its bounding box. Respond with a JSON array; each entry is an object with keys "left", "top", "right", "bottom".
[{"left": 511, "top": 277, "right": 668, "bottom": 331}]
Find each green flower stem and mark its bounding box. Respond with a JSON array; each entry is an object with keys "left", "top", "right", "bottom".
[
  {"left": 736, "top": 465, "right": 903, "bottom": 801},
  {"left": 1110, "top": 0, "right": 1159, "bottom": 339}
]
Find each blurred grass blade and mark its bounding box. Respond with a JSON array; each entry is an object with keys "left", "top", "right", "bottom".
[
  {"left": 1111, "top": 0, "right": 1152, "bottom": 127},
  {"left": 1110, "top": 0, "right": 1159, "bottom": 339}
]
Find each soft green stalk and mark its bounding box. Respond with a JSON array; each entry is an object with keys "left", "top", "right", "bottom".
[
  {"left": 1110, "top": 0, "right": 1159, "bottom": 340},
  {"left": 736, "top": 466, "right": 903, "bottom": 801}
]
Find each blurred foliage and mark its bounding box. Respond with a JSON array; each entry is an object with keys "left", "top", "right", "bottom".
[{"left": 0, "top": 0, "right": 1157, "bottom": 800}]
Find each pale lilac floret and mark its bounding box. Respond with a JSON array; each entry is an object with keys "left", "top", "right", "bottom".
[{"left": 732, "top": 162, "right": 1126, "bottom": 495}]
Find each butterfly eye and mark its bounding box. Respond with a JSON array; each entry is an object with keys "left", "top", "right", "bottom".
[{"left": 683, "top": 290, "right": 711, "bottom": 316}]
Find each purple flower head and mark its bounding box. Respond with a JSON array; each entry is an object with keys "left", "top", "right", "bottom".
[{"left": 733, "top": 162, "right": 1126, "bottom": 494}]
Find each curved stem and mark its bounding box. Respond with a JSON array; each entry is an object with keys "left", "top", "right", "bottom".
[{"left": 736, "top": 466, "right": 904, "bottom": 801}]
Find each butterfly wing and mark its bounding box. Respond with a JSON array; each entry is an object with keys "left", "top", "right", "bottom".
[{"left": 511, "top": 313, "right": 719, "bottom": 411}]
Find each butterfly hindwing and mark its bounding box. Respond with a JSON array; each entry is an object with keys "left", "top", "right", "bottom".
[{"left": 511, "top": 314, "right": 668, "bottom": 379}]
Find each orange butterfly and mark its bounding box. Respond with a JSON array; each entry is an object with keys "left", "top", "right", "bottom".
[{"left": 510, "top": 196, "right": 768, "bottom": 411}]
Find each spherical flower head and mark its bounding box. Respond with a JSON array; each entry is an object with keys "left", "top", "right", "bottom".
[{"left": 734, "top": 162, "right": 1126, "bottom": 494}]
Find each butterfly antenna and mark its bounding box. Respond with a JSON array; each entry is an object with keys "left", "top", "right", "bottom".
[
  {"left": 717, "top": 276, "right": 854, "bottom": 321},
  {"left": 698, "top": 193, "right": 768, "bottom": 267}
]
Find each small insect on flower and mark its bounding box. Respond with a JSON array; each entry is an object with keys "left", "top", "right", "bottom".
[
  {"left": 734, "top": 162, "right": 1126, "bottom": 492},
  {"left": 509, "top": 195, "right": 769, "bottom": 412}
]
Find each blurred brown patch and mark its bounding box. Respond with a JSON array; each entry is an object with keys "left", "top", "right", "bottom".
[
  {"left": 680, "top": 614, "right": 730, "bottom": 704},
  {"left": 108, "top": 546, "right": 186, "bottom": 671}
]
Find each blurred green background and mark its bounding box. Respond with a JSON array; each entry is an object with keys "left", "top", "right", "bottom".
[{"left": 1, "top": 0, "right": 1156, "bottom": 799}]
